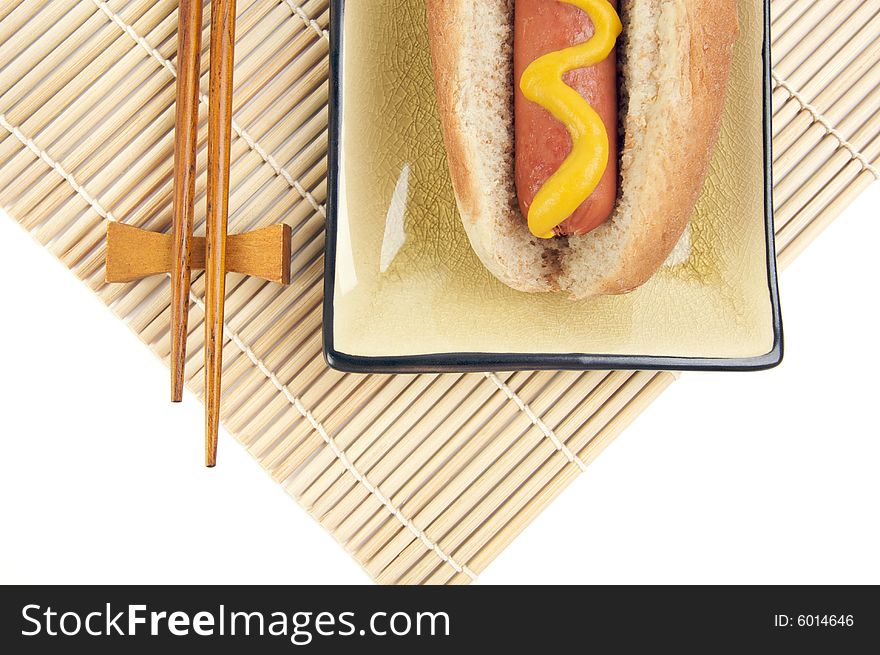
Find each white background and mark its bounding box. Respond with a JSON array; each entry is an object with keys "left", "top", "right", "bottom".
[{"left": 1, "top": 184, "right": 878, "bottom": 585}]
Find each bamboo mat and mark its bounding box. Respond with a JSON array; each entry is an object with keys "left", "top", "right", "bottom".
[{"left": 1, "top": 0, "right": 878, "bottom": 584}]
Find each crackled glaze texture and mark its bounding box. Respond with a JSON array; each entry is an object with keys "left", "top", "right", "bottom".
[{"left": 333, "top": 0, "right": 774, "bottom": 359}]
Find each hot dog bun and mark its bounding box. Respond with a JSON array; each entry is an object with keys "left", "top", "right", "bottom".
[{"left": 426, "top": 0, "right": 739, "bottom": 297}]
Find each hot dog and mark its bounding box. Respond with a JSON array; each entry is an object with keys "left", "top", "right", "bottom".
[
  {"left": 426, "top": 0, "right": 739, "bottom": 298},
  {"left": 515, "top": 0, "right": 619, "bottom": 238}
]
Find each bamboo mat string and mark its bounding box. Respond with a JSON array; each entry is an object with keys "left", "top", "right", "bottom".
[
  {"left": 485, "top": 372, "right": 590, "bottom": 472},
  {"left": 0, "top": 0, "right": 877, "bottom": 584},
  {"left": 282, "top": 0, "right": 329, "bottom": 40},
  {"left": 772, "top": 71, "right": 880, "bottom": 180}
]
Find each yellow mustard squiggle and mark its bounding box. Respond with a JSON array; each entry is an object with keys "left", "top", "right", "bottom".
[{"left": 520, "top": 0, "right": 622, "bottom": 239}]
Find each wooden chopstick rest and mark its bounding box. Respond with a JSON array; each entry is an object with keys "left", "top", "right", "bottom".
[{"left": 105, "top": 223, "right": 291, "bottom": 284}]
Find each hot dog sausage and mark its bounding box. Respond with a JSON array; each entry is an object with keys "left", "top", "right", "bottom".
[{"left": 514, "top": 0, "right": 619, "bottom": 237}]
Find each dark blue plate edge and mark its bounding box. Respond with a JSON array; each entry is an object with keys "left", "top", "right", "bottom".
[{"left": 323, "top": 0, "right": 783, "bottom": 375}]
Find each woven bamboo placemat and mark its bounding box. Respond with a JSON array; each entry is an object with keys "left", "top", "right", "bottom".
[{"left": 1, "top": 0, "right": 878, "bottom": 584}]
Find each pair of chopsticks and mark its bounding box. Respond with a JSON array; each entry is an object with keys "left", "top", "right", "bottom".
[
  {"left": 171, "top": 0, "right": 238, "bottom": 467},
  {"left": 103, "top": 0, "right": 288, "bottom": 466}
]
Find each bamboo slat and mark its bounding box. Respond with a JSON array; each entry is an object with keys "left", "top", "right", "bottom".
[{"left": 0, "top": 0, "right": 877, "bottom": 584}]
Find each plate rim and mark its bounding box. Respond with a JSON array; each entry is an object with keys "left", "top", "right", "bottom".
[{"left": 322, "top": 0, "right": 783, "bottom": 374}]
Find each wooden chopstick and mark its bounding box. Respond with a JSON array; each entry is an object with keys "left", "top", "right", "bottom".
[
  {"left": 170, "top": 0, "right": 205, "bottom": 403},
  {"left": 204, "top": 0, "right": 238, "bottom": 467}
]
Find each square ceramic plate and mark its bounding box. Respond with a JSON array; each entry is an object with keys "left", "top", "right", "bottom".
[{"left": 324, "top": 0, "right": 782, "bottom": 374}]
